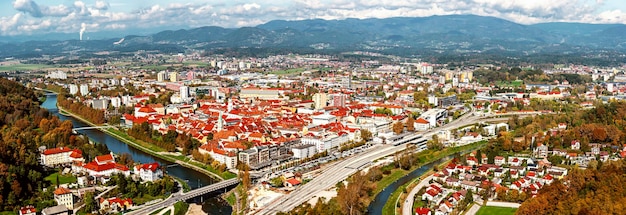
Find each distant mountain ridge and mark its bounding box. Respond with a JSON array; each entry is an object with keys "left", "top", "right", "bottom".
[{"left": 2, "top": 15, "right": 626, "bottom": 58}]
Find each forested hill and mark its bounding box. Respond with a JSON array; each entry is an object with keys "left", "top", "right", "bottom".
[{"left": 0, "top": 78, "right": 89, "bottom": 211}]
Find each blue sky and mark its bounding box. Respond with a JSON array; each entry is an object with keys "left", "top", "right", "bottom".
[{"left": 1, "top": 0, "right": 626, "bottom": 36}]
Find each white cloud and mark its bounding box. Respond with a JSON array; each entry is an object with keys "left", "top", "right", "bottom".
[
  {"left": 3, "top": 0, "right": 626, "bottom": 36},
  {"left": 94, "top": 1, "right": 109, "bottom": 10}
]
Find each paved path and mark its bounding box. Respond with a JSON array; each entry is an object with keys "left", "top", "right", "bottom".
[
  {"left": 465, "top": 203, "right": 481, "bottom": 215},
  {"left": 401, "top": 175, "right": 433, "bottom": 215},
  {"left": 486, "top": 201, "right": 521, "bottom": 208}
]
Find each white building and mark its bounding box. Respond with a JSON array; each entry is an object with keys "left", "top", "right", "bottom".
[
  {"left": 311, "top": 114, "right": 337, "bottom": 126},
  {"left": 53, "top": 187, "right": 74, "bottom": 210},
  {"left": 301, "top": 133, "right": 349, "bottom": 152},
  {"left": 420, "top": 108, "right": 447, "bottom": 127},
  {"left": 79, "top": 84, "right": 89, "bottom": 96},
  {"left": 134, "top": 162, "right": 163, "bottom": 182},
  {"left": 199, "top": 144, "right": 238, "bottom": 169},
  {"left": 157, "top": 71, "right": 167, "bottom": 82},
  {"left": 46, "top": 71, "right": 67, "bottom": 80},
  {"left": 292, "top": 144, "right": 316, "bottom": 159},
  {"left": 69, "top": 84, "right": 78, "bottom": 95},
  {"left": 180, "top": 86, "right": 189, "bottom": 100},
  {"left": 41, "top": 147, "right": 83, "bottom": 167},
  {"left": 421, "top": 65, "right": 434, "bottom": 75}
]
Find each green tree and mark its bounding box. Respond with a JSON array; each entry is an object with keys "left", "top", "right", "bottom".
[
  {"left": 82, "top": 192, "right": 97, "bottom": 213},
  {"left": 270, "top": 177, "right": 284, "bottom": 187}
]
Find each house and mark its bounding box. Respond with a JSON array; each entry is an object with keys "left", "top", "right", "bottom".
[
  {"left": 284, "top": 178, "right": 301, "bottom": 187},
  {"left": 494, "top": 156, "right": 505, "bottom": 166},
  {"left": 510, "top": 170, "right": 519, "bottom": 179},
  {"left": 41, "top": 205, "right": 72, "bottom": 215},
  {"left": 19, "top": 206, "right": 37, "bottom": 215},
  {"left": 460, "top": 132, "right": 482, "bottom": 144},
  {"left": 134, "top": 162, "right": 163, "bottom": 182},
  {"left": 53, "top": 187, "right": 74, "bottom": 210},
  {"left": 571, "top": 140, "right": 581, "bottom": 150},
  {"left": 415, "top": 207, "right": 432, "bottom": 215},
  {"left": 466, "top": 156, "right": 478, "bottom": 166},
  {"left": 460, "top": 180, "right": 477, "bottom": 192},
  {"left": 445, "top": 177, "right": 460, "bottom": 187},
  {"left": 542, "top": 174, "right": 554, "bottom": 185},
  {"left": 558, "top": 123, "right": 567, "bottom": 129},
  {"left": 494, "top": 168, "right": 505, "bottom": 178},
  {"left": 508, "top": 157, "right": 522, "bottom": 166},
  {"left": 414, "top": 118, "right": 430, "bottom": 131},
  {"left": 99, "top": 197, "right": 133, "bottom": 212}
]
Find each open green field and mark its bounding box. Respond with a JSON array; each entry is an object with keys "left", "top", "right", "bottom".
[
  {"left": 45, "top": 172, "right": 77, "bottom": 185},
  {"left": 476, "top": 206, "right": 517, "bottom": 215},
  {"left": 0, "top": 64, "right": 54, "bottom": 71},
  {"left": 271, "top": 68, "right": 306, "bottom": 75}
]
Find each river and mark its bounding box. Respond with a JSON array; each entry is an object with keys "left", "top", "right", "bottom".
[
  {"left": 367, "top": 153, "right": 460, "bottom": 215},
  {"left": 41, "top": 94, "right": 232, "bottom": 214}
]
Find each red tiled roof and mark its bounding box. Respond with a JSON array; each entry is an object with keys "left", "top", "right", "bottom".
[
  {"left": 19, "top": 206, "right": 37, "bottom": 214},
  {"left": 137, "top": 162, "right": 160, "bottom": 172},
  {"left": 415, "top": 207, "right": 430, "bottom": 215},
  {"left": 95, "top": 154, "right": 114, "bottom": 164},
  {"left": 286, "top": 178, "right": 301, "bottom": 186},
  {"left": 42, "top": 147, "right": 73, "bottom": 155}
]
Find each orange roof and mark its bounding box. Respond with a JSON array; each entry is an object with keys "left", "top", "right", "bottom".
[
  {"left": 415, "top": 118, "right": 429, "bottom": 124},
  {"left": 54, "top": 187, "right": 71, "bottom": 195}
]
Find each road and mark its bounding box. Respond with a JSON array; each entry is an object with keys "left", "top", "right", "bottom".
[
  {"left": 401, "top": 175, "right": 433, "bottom": 215},
  {"left": 255, "top": 112, "right": 514, "bottom": 214}
]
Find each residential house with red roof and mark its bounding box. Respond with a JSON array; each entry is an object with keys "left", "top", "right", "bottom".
[
  {"left": 134, "top": 162, "right": 163, "bottom": 182},
  {"left": 19, "top": 206, "right": 36, "bottom": 215},
  {"left": 99, "top": 197, "right": 133, "bottom": 213},
  {"left": 414, "top": 117, "right": 430, "bottom": 131},
  {"left": 53, "top": 187, "right": 75, "bottom": 210}
]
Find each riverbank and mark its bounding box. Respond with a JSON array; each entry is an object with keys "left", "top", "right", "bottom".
[
  {"left": 373, "top": 141, "right": 488, "bottom": 215},
  {"left": 56, "top": 105, "right": 236, "bottom": 181}
]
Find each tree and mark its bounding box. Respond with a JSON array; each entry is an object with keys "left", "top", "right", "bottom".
[
  {"left": 360, "top": 129, "right": 372, "bottom": 142},
  {"left": 82, "top": 192, "right": 97, "bottom": 213},
  {"left": 406, "top": 117, "right": 415, "bottom": 132},
  {"left": 427, "top": 134, "right": 443, "bottom": 150},
  {"left": 393, "top": 122, "right": 404, "bottom": 134},
  {"left": 270, "top": 177, "right": 284, "bottom": 187}
]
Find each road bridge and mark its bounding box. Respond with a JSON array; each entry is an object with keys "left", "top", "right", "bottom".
[{"left": 127, "top": 178, "right": 240, "bottom": 215}]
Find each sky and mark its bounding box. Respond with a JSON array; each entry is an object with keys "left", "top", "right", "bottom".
[{"left": 1, "top": 0, "right": 626, "bottom": 37}]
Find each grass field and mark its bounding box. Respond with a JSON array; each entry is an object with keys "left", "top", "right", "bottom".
[
  {"left": 270, "top": 68, "right": 306, "bottom": 75},
  {"left": 0, "top": 64, "right": 54, "bottom": 71},
  {"left": 45, "top": 172, "right": 77, "bottom": 185},
  {"left": 173, "top": 202, "right": 189, "bottom": 215},
  {"left": 476, "top": 206, "right": 517, "bottom": 215}
]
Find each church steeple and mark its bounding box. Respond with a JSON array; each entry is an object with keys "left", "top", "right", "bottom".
[{"left": 217, "top": 111, "right": 224, "bottom": 131}]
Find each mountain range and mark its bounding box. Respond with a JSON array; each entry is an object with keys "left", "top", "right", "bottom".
[{"left": 2, "top": 15, "right": 626, "bottom": 59}]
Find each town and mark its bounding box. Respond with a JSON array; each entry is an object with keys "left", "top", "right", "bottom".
[{"left": 0, "top": 51, "right": 623, "bottom": 215}]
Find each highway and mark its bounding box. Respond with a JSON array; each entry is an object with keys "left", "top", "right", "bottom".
[{"left": 255, "top": 112, "right": 510, "bottom": 214}]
